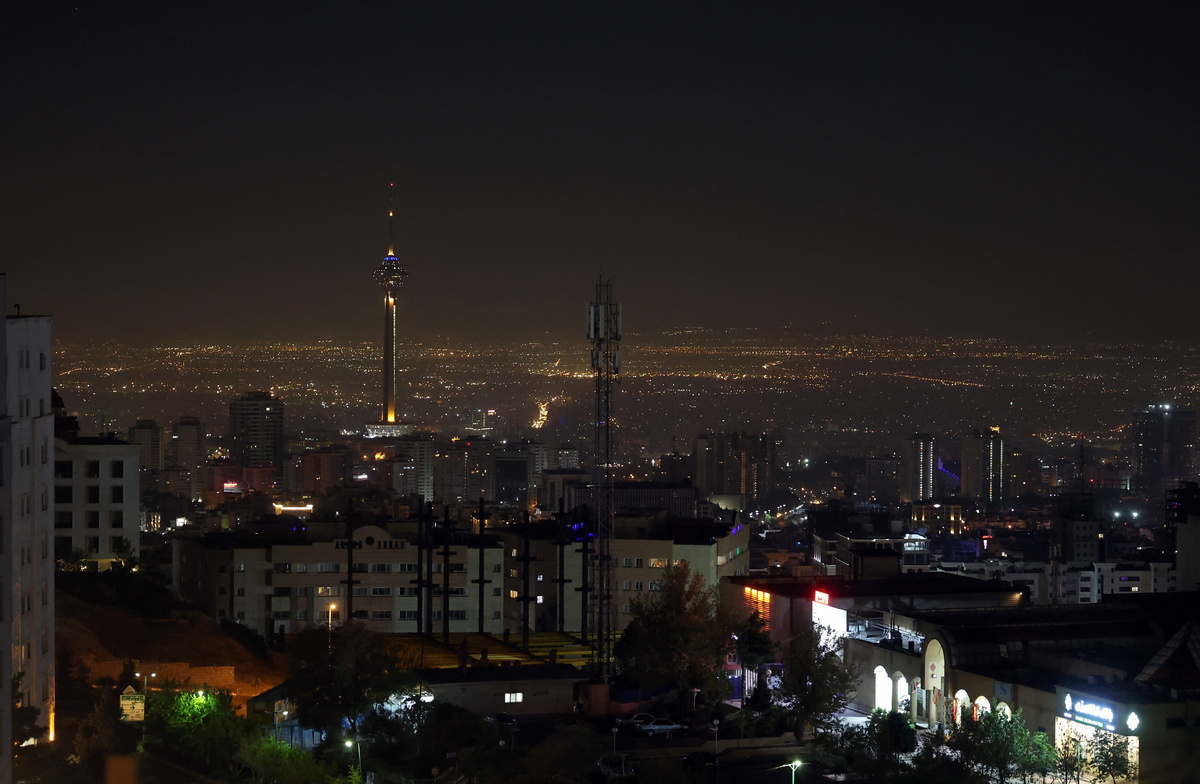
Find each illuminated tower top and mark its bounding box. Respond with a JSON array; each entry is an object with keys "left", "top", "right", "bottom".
[{"left": 373, "top": 183, "right": 408, "bottom": 294}]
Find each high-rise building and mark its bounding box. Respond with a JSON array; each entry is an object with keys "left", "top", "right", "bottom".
[
  {"left": 693, "top": 432, "right": 778, "bottom": 502},
  {"left": 2, "top": 278, "right": 57, "bottom": 766},
  {"left": 229, "top": 391, "right": 285, "bottom": 476},
  {"left": 1132, "top": 403, "right": 1198, "bottom": 520},
  {"left": 367, "top": 185, "right": 410, "bottom": 438},
  {"left": 389, "top": 435, "right": 435, "bottom": 502},
  {"left": 961, "top": 427, "right": 1005, "bottom": 504},
  {"left": 859, "top": 457, "right": 902, "bottom": 506},
  {"left": 900, "top": 433, "right": 938, "bottom": 503},
  {"left": 128, "top": 418, "right": 166, "bottom": 473},
  {"left": 171, "top": 415, "right": 207, "bottom": 502}
]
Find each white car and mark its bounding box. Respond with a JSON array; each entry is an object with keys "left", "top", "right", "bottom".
[
  {"left": 616, "top": 712, "right": 655, "bottom": 730},
  {"left": 641, "top": 717, "right": 685, "bottom": 737}
]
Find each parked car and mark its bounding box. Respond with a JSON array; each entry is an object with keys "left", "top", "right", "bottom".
[
  {"left": 615, "top": 712, "right": 655, "bottom": 730},
  {"left": 485, "top": 712, "right": 518, "bottom": 728},
  {"left": 641, "top": 717, "right": 685, "bottom": 737},
  {"left": 681, "top": 751, "right": 716, "bottom": 769}
]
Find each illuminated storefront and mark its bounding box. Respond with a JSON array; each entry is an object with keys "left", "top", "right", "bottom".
[{"left": 1055, "top": 688, "right": 1140, "bottom": 782}]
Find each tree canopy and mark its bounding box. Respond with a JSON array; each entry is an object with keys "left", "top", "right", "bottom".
[
  {"left": 776, "top": 624, "right": 858, "bottom": 731},
  {"left": 287, "top": 621, "right": 413, "bottom": 738},
  {"left": 613, "top": 561, "right": 734, "bottom": 702}
]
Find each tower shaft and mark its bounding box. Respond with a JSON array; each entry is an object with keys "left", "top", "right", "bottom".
[
  {"left": 588, "top": 280, "right": 621, "bottom": 677},
  {"left": 383, "top": 292, "right": 398, "bottom": 423}
]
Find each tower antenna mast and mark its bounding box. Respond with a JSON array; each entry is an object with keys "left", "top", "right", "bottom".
[{"left": 588, "top": 279, "right": 621, "bottom": 677}]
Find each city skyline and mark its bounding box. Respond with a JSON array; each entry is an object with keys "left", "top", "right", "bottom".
[{"left": 5, "top": 4, "right": 1198, "bottom": 345}]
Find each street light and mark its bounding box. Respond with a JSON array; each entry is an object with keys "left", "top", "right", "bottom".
[
  {"left": 790, "top": 759, "right": 802, "bottom": 784},
  {"left": 712, "top": 719, "right": 720, "bottom": 764},
  {"left": 328, "top": 602, "right": 337, "bottom": 654},
  {"left": 611, "top": 725, "right": 618, "bottom": 753},
  {"left": 134, "top": 671, "right": 156, "bottom": 694},
  {"left": 345, "top": 736, "right": 362, "bottom": 769},
  {"left": 134, "top": 672, "right": 155, "bottom": 748}
]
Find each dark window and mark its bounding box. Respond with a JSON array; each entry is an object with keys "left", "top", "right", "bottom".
[
  {"left": 86, "top": 461, "right": 100, "bottom": 478},
  {"left": 54, "top": 486, "right": 73, "bottom": 504},
  {"left": 55, "top": 461, "right": 73, "bottom": 479},
  {"left": 110, "top": 536, "right": 124, "bottom": 553},
  {"left": 86, "top": 486, "right": 100, "bottom": 504},
  {"left": 54, "top": 511, "right": 72, "bottom": 529},
  {"left": 109, "top": 511, "right": 123, "bottom": 528},
  {"left": 110, "top": 460, "right": 124, "bottom": 478},
  {"left": 111, "top": 486, "right": 124, "bottom": 503},
  {"left": 86, "top": 536, "right": 100, "bottom": 553},
  {"left": 86, "top": 511, "right": 100, "bottom": 529}
]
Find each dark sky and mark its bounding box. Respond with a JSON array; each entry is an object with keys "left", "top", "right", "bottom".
[{"left": 4, "top": 2, "right": 1198, "bottom": 345}]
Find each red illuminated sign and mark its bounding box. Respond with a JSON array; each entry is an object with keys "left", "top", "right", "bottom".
[{"left": 814, "top": 590, "right": 830, "bottom": 605}]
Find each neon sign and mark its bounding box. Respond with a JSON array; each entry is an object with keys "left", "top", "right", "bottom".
[
  {"left": 1063, "top": 693, "right": 1118, "bottom": 732},
  {"left": 814, "top": 590, "right": 830, "bottom": 605}
]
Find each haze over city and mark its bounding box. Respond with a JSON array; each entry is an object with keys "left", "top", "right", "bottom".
[{"left": 6, "top": 3, "right": 1199, "bottom": 345}]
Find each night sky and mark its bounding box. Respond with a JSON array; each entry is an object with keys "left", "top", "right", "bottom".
[{"left": 5, "top": 2, "right": 1198, "bottom": 345}]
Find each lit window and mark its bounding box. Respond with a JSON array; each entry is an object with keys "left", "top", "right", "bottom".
[{"left": 504, "top": 692, "right": 523, "bottom": 703}]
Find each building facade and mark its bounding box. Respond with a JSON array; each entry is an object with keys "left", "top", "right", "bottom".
[
  {"left": 961, "top": 427, "right": 1005, "bottom": 504},
  {"left": 229, "top": 391, "right": 286, "bottom": 475},
  {"left": 901, "top": 433, "right": 938, "bottom": 503},
  {"left": 53, "top": 435, "right": 141, "bottom": 568},
  {"left": 3, "top": 297, "right": 56, "bottom": 763}
]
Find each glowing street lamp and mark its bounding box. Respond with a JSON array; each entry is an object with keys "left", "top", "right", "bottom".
[
  {"left": 327, "top": 602, "right": 337, "bottom": 653},
  {"left": 134, "top": 671, "right": 156, "bottom": 694},
  {"left": 134, "top": 671, "right": 155, "bottom": 747},
  {"left": 790, "top": 759, "right": 802, "bottom": 784}
]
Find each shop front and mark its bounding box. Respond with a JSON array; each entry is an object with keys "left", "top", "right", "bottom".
[{"left": 1054, "top": 687, "right": 1140, "bottom": 782}]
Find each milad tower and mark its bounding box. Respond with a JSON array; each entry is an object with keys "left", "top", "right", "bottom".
[{"left": 367, "top": 185, "right": 411, "bottom": 437}]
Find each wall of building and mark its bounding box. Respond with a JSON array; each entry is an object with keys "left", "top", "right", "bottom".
[
  {"left": 53, "top": 439, "right": 141, "bottom": 567},
  {"left": 4, "top": 311, "right": 56, "bottom": 754}
]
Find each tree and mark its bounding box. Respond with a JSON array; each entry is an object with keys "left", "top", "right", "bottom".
[
  {"left": 1014, "top": 729, "right": 1056, "bottom": 784},
  {"left": 900, "top": 736, "right": 989, "bottom": 784},
  {"left": 734, "top": 610, "right": 776, "bottom": 706},
  {"left": 287, "top": 622, "right": 411, "bottom": 740},
  {"left": 776, "top": 624, "right": 858, "bottom": 731},
  {"left": 237, "top": 735, "right": 337, "bottom": 784},
  {"left": 951, "top": 708, "right": 1027, "bottom": 784},
  {"left": 147, "top": 686, "right": 256, "bottom": 778},
  {"left": 1055, "top": 728, "right": 1087, "bottom": 784},
  {"left": 818, "top": 712, "right": 916, "bottom": 780},
  {"left": 11, "top": 673, "right": 45, "bottom": 747},
  {"left": 614, "top": 561, "right": 734, "bottom": 705},
  {"left": 1089, "top": 731, "right": 1137, "bottom": 784}
]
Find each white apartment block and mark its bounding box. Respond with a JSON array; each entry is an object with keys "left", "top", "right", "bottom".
[
  {"left": 937, "top": 559, "right": 1175, "bottom": 604},
  {"left": 174, "top": 525, "right": 505, "bottom": 640},
  {"left": 53, "top": 436, "right": 141, "bottom": 568},
  {"left": 3, "top": 297, "right": 56, "bottom": 765}
]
